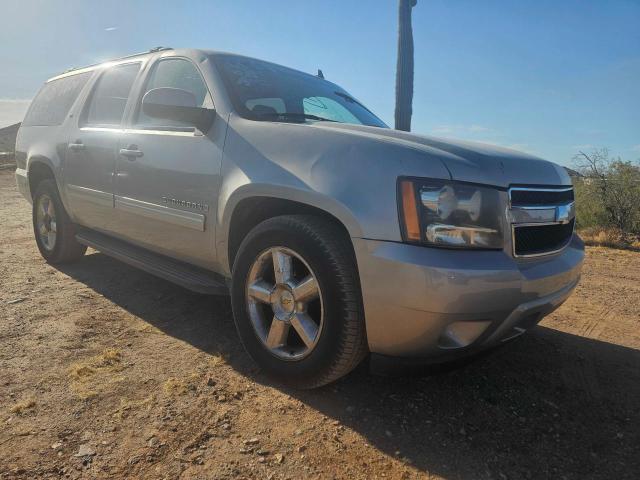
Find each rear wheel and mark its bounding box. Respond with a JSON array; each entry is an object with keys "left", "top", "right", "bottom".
[
  {"left": 231, "top": 215, "right": 367, "bottom": 389},
  {"left": 32, "top": 180, "right": 86, "bottom": 263}
]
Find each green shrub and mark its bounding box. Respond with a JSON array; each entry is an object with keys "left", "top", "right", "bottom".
[
  {"left": 573, "top": 149, "right": 640, "bottom": 234},
  {"left": 573, "top": 180, "right": 606, "bottom": 229}
]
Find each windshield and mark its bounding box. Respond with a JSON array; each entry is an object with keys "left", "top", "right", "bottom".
[{"left": 212, "top": 54, "right": 387, "bottom": 128}]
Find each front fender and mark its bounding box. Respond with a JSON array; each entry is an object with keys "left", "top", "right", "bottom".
[
  {"left": 216, "top": 116, "right": 454, "bottom": 274},
  {"left": 217, "top": 179, "right": 364, "bottom": 274}
]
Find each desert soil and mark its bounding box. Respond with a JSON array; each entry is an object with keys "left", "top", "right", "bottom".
[{"left": 0, "top": 168, "right": 638, "bottom": 480}]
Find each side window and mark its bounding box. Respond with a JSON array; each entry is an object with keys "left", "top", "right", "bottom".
[
  {"left": 135, "top": 58, "right": 212, "bottom": 129},
  {"left": 22, "top": 72, "right": 91, "bottom": 126},
  {"left": 303, "top": 96, "right": 361, "bottom": 124},
  {"left": 84, "top": 63, "right": 141, "bottom": 126}
]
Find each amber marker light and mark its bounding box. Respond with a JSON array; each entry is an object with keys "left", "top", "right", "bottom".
[{"left": 400, "top": 180, "right": 421, "bottom": 242}]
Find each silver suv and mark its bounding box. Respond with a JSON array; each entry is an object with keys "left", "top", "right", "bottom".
[{"left": 15, "top": 48, "right": 584, "bottom": 388}]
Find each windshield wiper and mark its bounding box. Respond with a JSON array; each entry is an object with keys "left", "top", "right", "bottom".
[{"left": 255, "top": 112, "right": 337, "bottom": 123}]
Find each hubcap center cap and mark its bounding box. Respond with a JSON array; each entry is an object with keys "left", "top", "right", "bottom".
[{"left": 271, "top": 285, "right": 295, "bottom": 321}]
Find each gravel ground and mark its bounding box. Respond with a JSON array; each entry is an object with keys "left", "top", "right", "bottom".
[{"left": 0, "top": 169, "right": 639, "bottom": 480}]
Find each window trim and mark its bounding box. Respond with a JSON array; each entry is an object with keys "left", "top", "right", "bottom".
[
  {"left": 79, "top": 61, "right": 143, "bottom": 129},
  {"left": 131, "top": 56, "right": 215, "bottom": 133}
]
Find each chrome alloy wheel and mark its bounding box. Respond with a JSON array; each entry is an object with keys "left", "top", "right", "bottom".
[
  {"left": 35, "top": 194, "right": 57, "bottom": 251},
  {"left": 245, "top": 247, "right": 323, "bottom": 361}
]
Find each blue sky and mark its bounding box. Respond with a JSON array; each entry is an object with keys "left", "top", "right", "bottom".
[{"left": 1, "top": 0, "right": 638, "bottom": 166}]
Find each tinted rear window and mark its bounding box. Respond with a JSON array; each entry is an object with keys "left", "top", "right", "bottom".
[
  {"left": 84, "top": 63, "right": 141, "bottom": 126},
  {"left": 22, "top": 72, "right": 91, "bottom": 126}
]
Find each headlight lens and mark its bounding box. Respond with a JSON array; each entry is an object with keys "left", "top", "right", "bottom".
[{"left": 399, "top": 178, "right": 504, "bottom": 249}]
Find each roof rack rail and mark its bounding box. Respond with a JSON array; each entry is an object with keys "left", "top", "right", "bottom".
[{"left": 60, "top": 47, "right": 173, "bottom": 74}]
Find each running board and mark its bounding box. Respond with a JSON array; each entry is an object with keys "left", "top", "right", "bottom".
[{"left": 75, "top": 229, "right": 229, "bottom": 295}]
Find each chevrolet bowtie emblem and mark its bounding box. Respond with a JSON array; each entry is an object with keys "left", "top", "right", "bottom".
[{"left": 555, "top": 203, "right": 575, "bottom": 224}]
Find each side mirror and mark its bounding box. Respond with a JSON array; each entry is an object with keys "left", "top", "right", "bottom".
[{"left": 142, "top": 87, "right": 215, "bottom": 133}]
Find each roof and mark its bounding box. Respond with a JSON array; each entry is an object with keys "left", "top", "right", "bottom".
[
  {"left": 46, "top": 47, "right": 328, "bottom": 85},
  {"left": 47, "top": 47, "right": 173, "bottom": 82}
]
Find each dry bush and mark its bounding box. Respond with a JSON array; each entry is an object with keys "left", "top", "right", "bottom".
[
  {"left": 68, "top": 348, "right": 125, "bottom": 399},
  {"left": 69, "top": 348, "right": 123, "bottom": 379},
  {"left": 578, "top": 227, "right": 640, "bottom": 250},
  {"left": 112, "top": 395, "right": 155, "bottom": 419},
  {"left": 163, "top": 373, "right": 199, "bottom": 396},
  {"left": 10, "top": 398, "right": 36, "bottom": 415}
]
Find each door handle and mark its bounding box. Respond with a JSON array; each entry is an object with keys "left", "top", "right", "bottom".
[
  {"left": 68, "top": 141, "right": 85, "bottom": 151},
  {"left": 119, "top": 145, "right": 144, "bottom": 159}
]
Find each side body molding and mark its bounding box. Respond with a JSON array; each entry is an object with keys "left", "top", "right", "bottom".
[
  {"left": 66, "top": 186, "right": 206, "bottom": 232},
  {"left": 67, "top": 184, "right": 113, "bottom": 208},
  {"left": 114, "top": 196, "right": 206, "bottom": 232}
]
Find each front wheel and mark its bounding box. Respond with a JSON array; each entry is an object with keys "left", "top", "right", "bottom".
[
  {"left": 231, "top": 215, "right": 367, "bottom": 389},
  {"left": 32, "top": 179, "right": 86, "bottom": 264}
]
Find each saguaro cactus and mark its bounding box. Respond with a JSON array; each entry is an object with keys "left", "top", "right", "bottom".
[{"left": 395, "top": 0, "right": 417, "bottom": 132}]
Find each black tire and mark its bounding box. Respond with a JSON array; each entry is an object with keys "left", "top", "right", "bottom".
[
  {"left": 32, "top": 179, "right": 87, "bottom": 264},
  {"left": 231, "top": 215, "right": 368, "bottom": 389}
]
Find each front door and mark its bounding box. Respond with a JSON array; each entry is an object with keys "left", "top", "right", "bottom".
[
  {"left": 64, "top": 62, "right": 142, "bottom": 232},
  {"left": 112, "top": 57, "right": 224, "bottom": 268}
]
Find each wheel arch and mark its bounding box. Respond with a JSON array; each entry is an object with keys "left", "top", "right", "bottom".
[
  {"left": 27, "top": 157, "right": 57, "bottom": 200},
  {"left": 222, "top": 187, "right": 362, "bottom": 275}
]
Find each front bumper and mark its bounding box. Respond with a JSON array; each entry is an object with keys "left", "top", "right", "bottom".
[{"left": 353, "top": 234, "right": 584, "bottom": 359}]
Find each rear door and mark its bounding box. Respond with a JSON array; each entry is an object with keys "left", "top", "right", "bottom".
[
  {"left": 64, "top": 62, "right": 142, "bottom": 231},
  {"left": 112, "top": 56, "right": 224, "bottom": 268}
]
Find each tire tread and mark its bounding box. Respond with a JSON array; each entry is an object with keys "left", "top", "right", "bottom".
[
  {"left": 33, "top": 179, "right": 86, "bottom": 264},
  {"left": 232, "top": 214, "right": 368, "bottom": 389}
]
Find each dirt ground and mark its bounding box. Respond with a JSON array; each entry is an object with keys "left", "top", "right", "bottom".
[{"left": 1, "top": 168, "right": 639, "bottom": 480}]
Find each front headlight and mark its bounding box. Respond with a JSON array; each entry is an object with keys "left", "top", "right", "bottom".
[{"left": 399, "top": 178, "right": 504, "bottom": 249}]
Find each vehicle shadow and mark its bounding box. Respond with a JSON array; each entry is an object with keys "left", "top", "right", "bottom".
[{"left": 58, "top": 251, "right": 640, "bottom": 480}]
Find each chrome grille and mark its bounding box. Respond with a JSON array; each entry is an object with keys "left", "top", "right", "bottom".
[{"left": 508, "top": 187, "right": 575, "bottom": 258}]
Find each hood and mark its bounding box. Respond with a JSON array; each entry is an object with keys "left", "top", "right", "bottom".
[{"left": 311, "top": 123, "right": 571, "bottom": 188}]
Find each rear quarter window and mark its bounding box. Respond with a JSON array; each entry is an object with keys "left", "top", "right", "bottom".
[{"left": 22, "top": 72, "right": 91, "bottom": 126}]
